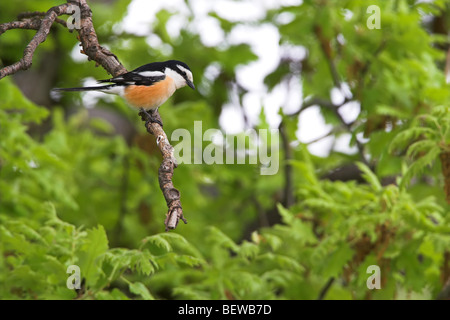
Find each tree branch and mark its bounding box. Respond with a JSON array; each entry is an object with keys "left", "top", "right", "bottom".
[
  {"left": 279, "top": 121, "right": 294, "bottom": 208},
  {"left": 287, "top": 95, "right": 369, "bottom": 165},
  {"left": 17, "top": 11, "right": 68, "bottom": 27},
  {"left": 73, "top": 0, "right": 127, "bottom": 76},
  {"left": 0, "top": 19, "right": 42, "bottom": 34},
  {"left": 141, "top": 116, "right": 187, "bottom": 231},
  {"left": 0, "top": 0, "right": 186, "bottom": 231},
  {"left": 332, "top": 105, "right": 369, "bottom": 166},
  {"left": 287, "top": 96, "right": 335, "bottom": 118},
  {"left": 309, "top": 25, "right": 369, "bottom": 165},
  {"left": 314, "top": 24, "right": 341, "bottom": 88},
  {"left": 317, "top": 277, "right": 335, "bottom": 300},
  {"left": 0, "top": 3, "right": 71, "bottom": 79}
]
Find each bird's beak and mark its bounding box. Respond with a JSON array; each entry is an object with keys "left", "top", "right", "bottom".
[{"left": 186, "top": 79, "right": 195, "bottom": 90}]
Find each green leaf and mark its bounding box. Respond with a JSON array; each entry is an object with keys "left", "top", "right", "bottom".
[
  {"left": 95, "top": 288, "right": 130, "bottom": 300},
  {"left": 77, "top": 225, "right": 109, "bottom": 288},
  {"left": 276, "top": 203, "right": 294, "bottom": 224},
  {"left": 389, "top": 127, "right": 437, "bottom": 153},
  {"left": 356, "top": 162, "right": 382, "bottom": 192},
  {"left": 406, "top": 140, "right": 437, "bottom": 159},
  {"left": 134, "top": 250, "right": 158, "bottom": 276},
  {"left": 129, "top": 282, "right": 154, "bottom": 300},
  {"left": 238, "top": 241, "right": 259, "bottom": 260},
  {"left": 141, "top": 234, "right": 172, "bottom": 252},
  {"left": 321, "top": 243, "right": 354, "bottom": 278},
  {"left": 207, "top": 226, "right": 240, "bottom": 253},
  {"left": 400, "top": 145, "right": 441, "bottom": 189}
]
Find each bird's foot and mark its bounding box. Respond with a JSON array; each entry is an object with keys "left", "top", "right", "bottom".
[{"left": 139, "top": 109, "right": 163, "bottom": 128}]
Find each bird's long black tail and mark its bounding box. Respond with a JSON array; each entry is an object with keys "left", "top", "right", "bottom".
[{"left": 52, "top": 84, "right": 115, "bottom": 92}]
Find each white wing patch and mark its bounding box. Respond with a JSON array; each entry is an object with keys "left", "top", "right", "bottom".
[{"left": 137, "top": 71, "right": 165, "bottom": 77}]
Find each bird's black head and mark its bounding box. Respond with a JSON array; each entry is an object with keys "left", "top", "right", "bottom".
[
  {"left": 164, "top": 60, "right": 195, "bottom": 90},
  {"left": 165, "top": 60, "right": 191, "bottom": 72},
  {"left": 133, "top": 60, "right": 195, "bottom": 90}
]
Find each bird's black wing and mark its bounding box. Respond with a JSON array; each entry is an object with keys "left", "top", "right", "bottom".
[{"left": 97, "top": 69, "right": 166, "bottom": 86}]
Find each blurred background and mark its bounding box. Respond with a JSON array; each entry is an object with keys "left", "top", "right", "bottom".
[{"left": 1, "top": 0, "right": 450, "bottom": 300}]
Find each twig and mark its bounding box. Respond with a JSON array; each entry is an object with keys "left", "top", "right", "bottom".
[
  {"left": 317, "top": 277, "right": 335, "bottom": 300},
  {"left": 287, "top": 96, "right": 335, "bottom": 118},
  {"left": 142, "top": 116, "right": 187, "bottom": 231},
  {"left": 332, "top": 106, "right": 369, "bottom": 166},
  {"left": 279, "top": 120, "right": 294, "bottom": 208},
  {"left": 288, "top": 95, "right": 369, "bottom": 165},
  {"left": 305, "top": 128, "right": 336, "bottom": 145},
  {"left": 0, "top": 19, "right": 42, "bottom": 34},
  {"left": 17, "top": 11, "right": 68, "bottom": 27},
  {"left": 0, "top": 3, "right": 71, "bottom": 79},
  {"left": 288, "top": 95, "right": 354, "bottom": 118},
  {"left": 314, "top": 24, "right": 341, "bottom": 88}
]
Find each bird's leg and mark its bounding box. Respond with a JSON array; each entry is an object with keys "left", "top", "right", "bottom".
[{"left": 139, "top": 108, "right": 163, "bottom": 128}]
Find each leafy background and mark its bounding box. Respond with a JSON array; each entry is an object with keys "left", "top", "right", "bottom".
[{"left": 1, "top": 0, "right": 450, "bottom": 300}]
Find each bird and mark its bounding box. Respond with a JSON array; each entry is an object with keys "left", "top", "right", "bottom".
[{"left": 53, "top": 60, "right": 195, "bottom": 127}]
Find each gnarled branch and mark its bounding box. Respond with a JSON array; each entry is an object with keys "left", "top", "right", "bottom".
[
  {"left": 142, "top": 118, "right": 187, "bottom": 230},
  {"left": 73, "top": 0, "right": 127, "bottom": 76},
  {"left": 0, "top": 0, "right": 186, "bottom": 231}
]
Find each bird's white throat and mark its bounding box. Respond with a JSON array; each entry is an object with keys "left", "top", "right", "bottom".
[{"left": 165, "top": 67, "right": 188, "bottom": 89}]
